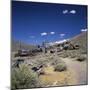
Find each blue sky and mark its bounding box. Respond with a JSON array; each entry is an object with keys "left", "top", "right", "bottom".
[{"left": 12, "top": 1, "right": 87, "bottom": 45}]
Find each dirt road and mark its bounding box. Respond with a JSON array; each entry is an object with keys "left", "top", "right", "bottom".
[
  {"left": 61, "top": 57, "right": 87, "bottom": 85},
  {"left": 39, "top": 56, "right": 87, "bottom": 87}
]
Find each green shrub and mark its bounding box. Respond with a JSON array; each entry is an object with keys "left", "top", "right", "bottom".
[
  {"left": 54, "top": 62, "right": 67, "bottom": 72},
  {"left": 11, "top": 64, "right": 40, "bottom": 90}
]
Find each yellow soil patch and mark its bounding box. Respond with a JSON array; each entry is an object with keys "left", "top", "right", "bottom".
[{"left": 39, "top": 66, "right": 77, "bottom": 87}]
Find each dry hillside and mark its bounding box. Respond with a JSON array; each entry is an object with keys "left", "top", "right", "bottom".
[{"left": 11, "top": 40, "right": 37, "bottom": 51}]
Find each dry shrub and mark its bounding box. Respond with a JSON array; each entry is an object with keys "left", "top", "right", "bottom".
[
  {"left": 70, "top": 53, "right": 77, "bottom": 58},
  {"left": 62, "top": 54, "right": 68, "bottom": 58},
  {"left": 54, "top": 62, "right": 67, "bottom": 72},
  {"left": 76, "top": 55, "right": 87, "bottom": 62}
]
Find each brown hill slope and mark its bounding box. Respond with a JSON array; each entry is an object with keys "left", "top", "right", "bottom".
[
  {"left": 11, "top": 40, "right": 37, "bottom": 52},
  {"left": 71, "top": 32, "right": 87, "bottom": 50}
]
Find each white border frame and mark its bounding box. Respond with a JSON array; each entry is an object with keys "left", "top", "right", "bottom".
[{"left": 0, "top": 0, "right": 89, "bottom": 90}]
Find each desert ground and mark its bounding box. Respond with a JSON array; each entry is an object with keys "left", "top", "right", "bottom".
[{"left": 11, "top": 32, "right": 87, "bottom": 89}]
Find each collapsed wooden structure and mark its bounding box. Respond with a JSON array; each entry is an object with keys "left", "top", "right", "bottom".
[{"left": 14, "top": 40, "right": 79, "bottom": 57}]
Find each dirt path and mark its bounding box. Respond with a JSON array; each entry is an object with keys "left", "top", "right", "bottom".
[
  {"left": 39, "top": 66, "right": 77, "bottom": 87},
  {"left": 61, "top": 57, "right": 87, "bottom": 85},
  {"left": 39, "top": 56, "right": 87, "bottom": 87}
]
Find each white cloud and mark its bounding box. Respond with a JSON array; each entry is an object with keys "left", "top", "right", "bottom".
[
  {"left": 62, "top": 10, "right": 68, "bottom": 14},
  {"left": 41, "top": 32, "right": 47, "bottom": 36},
  {"left": 81, "top": 28, "right": 87, "bottom": 32},
  {"left": 50, "top": 32, "right": 55, "bottom": 35},
  {"left": 63, "top": 9, "right": 76, "bottom": 15},
  {"left": 60, "top": 34, "right": 65, "bottom": 37},
  {"left": 70, "top": 10, "right": 76, "bottom": 14}
]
